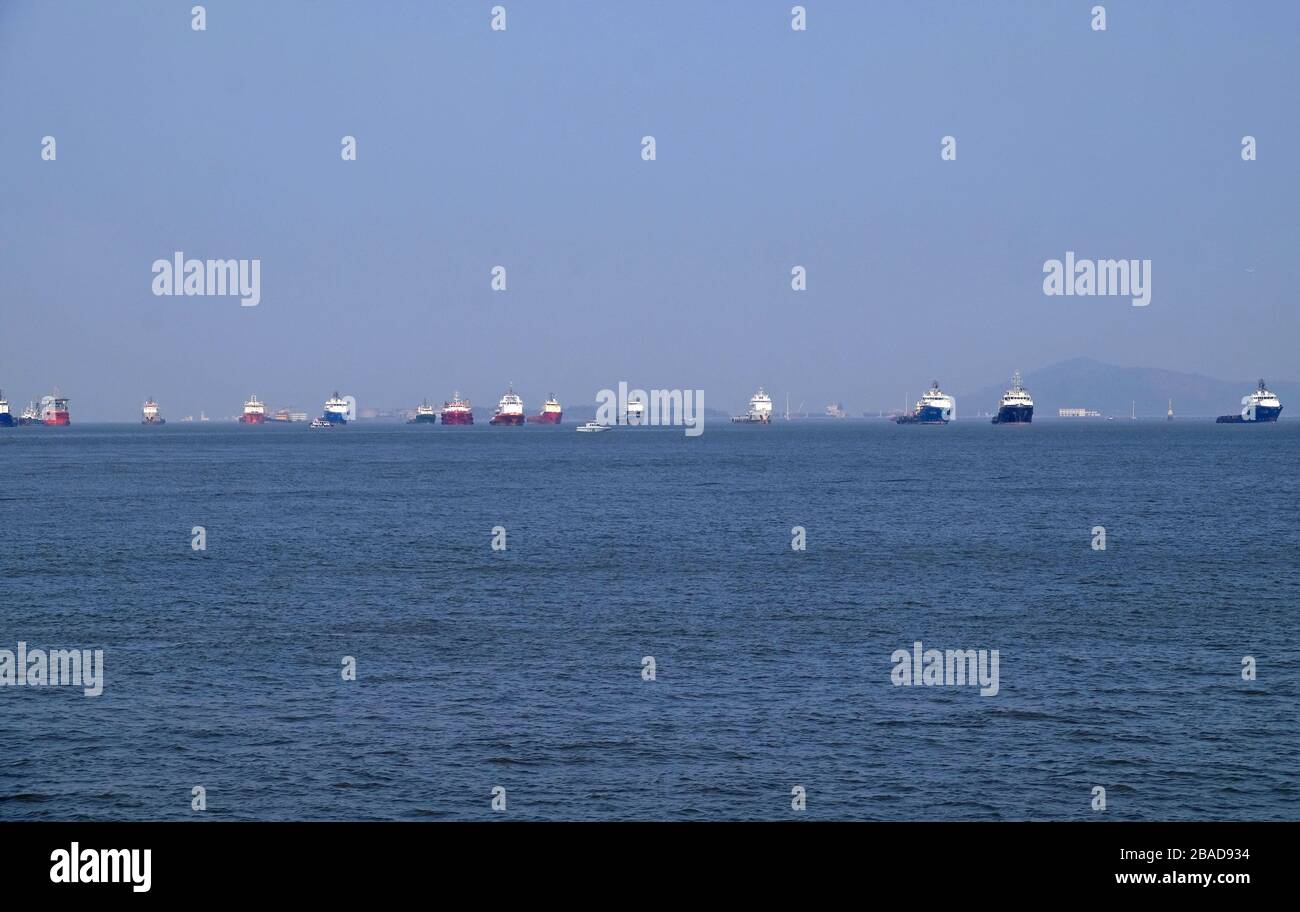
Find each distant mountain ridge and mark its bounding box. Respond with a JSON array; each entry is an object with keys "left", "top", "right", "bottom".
[{"left": 958, "top": 358, "right": 1296, "bottom": 418}]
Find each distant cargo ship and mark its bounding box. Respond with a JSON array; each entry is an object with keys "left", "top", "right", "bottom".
[
  {"left": 141, "top": 398, "right": 165, "bottom": 425},
  {"left": 321, "top": 392, "right": 350, "bottom": 425},
  {"left": 532, "top": 395, "right": 562, "bottom": 425},
  {"left": 895, "top": 382, "right": 953, "bottom": 425},
  {"left": 39, "top": 393, "right": 70, "bottom": 426},
  {"left": 1216, "top": 379, "right": 1282, "bottom": 423},
  {"left": 732, "top": 387, "right": 774, "bottom": 423},
  {"left": 0, "top": 390, "right": 12, "bottom": 428},
  {"left": 489, "top": 387, "right": 525, "bottom": 426},
  {"left": 441, "top": 392, "right": 473, "bottom": 425},
  {"left": 239, "top": 395, "right": 266, "bottom": 424},
  {"left": 409, "top": 399, "right": 438, "bottom": 424},
  {"left": 267, "top": 408, "right": 309, "bottom": 423},
  {"left": 991, "top": 372, "right": 1033, "bottom": 424}
]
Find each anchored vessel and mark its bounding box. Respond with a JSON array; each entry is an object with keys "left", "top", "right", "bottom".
[
  {"left": 624, "top": 396, "right": 646, "bottom": 426},
  {"left": 39, "top": 393, "right": 70, "bottom": 426},
  {"left": 732, "top": 387, "right": 774, "bottom": 423},
  {"left": 1216, "top": 379, "right": 1282, "bottom": 423},
  {"left": 141, "top": 398, "right": 165, "bottom": 425},
  {"left": 409, "top": 400, "right": 438, "bottom": 424},
  {"left": 532, "top": 395, "right": 563, "bottom": 425},
  {"left": 0, "top": 390, "right": 12, "bottom": 428},
  {"left": 441, "top": 392, "right": 473, "bottom": 425},
  {"left": 239, "top": 395, "right": 266, "bottom": 424},
  {"left": 895, "top": 382, "right": 953, "bottom": 425},
  {"left": 321, "top": 392, "right": 350, "bottom": 425},
  {"left": 991, "top": 372, "right": 1033, "bottom": 424},
  {"left": 576, "top": 421, "right": 610, "bottom": 433},
  {"left": 489, "top": 387, "right": 526, "bottom": 426},
  {"left": 18, "top": 402, "right": 39, "bottom": 425}
]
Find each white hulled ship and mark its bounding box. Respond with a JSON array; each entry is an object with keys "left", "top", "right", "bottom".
[
  {"left": 991, "top": 372, "right": 1033, "bottom": 424},
  {"left": 141, "top": 398, "right": 165, "bottom": 425},
  {"left": 732, "top": 387, "right": 774, "bottom": 423}
]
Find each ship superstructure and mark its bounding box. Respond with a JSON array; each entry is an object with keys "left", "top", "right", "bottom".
[
  {"left": 532, "top": 395, "right": 563, "bottom": 425},
  {"left": 991, "top": 372, "right": 1033, "bottom": 424},
  {"left": 732, "top": 387, "right": 774, "bottom": 423},
  {"left": 322, "top": 392, "right": 350, "bottom": 425},
  {"left": 141, "top": 398, "right": 165, "bottom": 425},
  {"left": 895, "top": 381, "right": 953, "bottom": 425},
  {"left": 489, "top": 387, "right": 525, "bottom": 426},
  {"left": 1216, "top": 379, "right": 1282, "bottom": 423},
  {"left": 240, "top": 395, "right": 266, "bottom": 424},
  {"left": 441, "top": 392, "right": 473, "bottom": 425}
]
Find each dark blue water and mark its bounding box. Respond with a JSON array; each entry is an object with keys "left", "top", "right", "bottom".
[{"left": 2, "top": 421, "right": 1297, "bottom": 820}]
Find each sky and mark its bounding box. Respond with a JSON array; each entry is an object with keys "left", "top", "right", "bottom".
[{"left": 1, "top": 0, "right": 1297, "bottom": 420}]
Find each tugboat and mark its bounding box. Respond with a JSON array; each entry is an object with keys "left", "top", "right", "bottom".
[
  {"left": 441, "top": 392, "right": 473, "bottom": 425},
  {"left": 0, "top": 390, "right": 13, "bottom": 428},
  {"left": 321, "top": 391, "right": 350, "bottom": 425},
  {"left": 732, "top": 387, "right": 774, "bottom": 423},
  {"left": 991, "top": 372, "right": 1033, "bottom": 424},
  {"left": 408, "top": 400, "right": 438, "bottom": 424},
  {"left": 895, "top": 381, "right": 954, "bottom": 425},
  {"left": 239, "top": 395, "right": 266, "bottom": 424},
  {"left": 489, "top": 387, "right": 526, "bottom": 426},
  {"left": 1216, "top": 379, "right": 1282, "bottom": 423},
  {"left": 141, "top": 398, "right": 166, "bottom": 425},
  {"left": 532, "top": 395, "right": 563, "bottom": 425}
]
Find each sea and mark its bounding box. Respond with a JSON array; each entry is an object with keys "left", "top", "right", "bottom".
[{"left": 1, "top": 420, "right": 1296, "bottom": 821}]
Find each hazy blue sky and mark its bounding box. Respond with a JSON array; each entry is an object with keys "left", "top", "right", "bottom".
[{"left": 2, "top": 1, "right": 1297, "bottom": 419}]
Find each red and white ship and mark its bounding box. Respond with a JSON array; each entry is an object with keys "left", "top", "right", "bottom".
[
  {"left": 39, "top": 392, "right": 70, "bottom": 426},
  {"left": 441, "top": 392, "right": 473, "bottom": 425},
  {"left": 531, "top": 395, "right": 562, "bottom": 425},
  {"left": 239, "top": 395, "right": 266, "bottom": 424},
  {"left": 489, "top": 387, "right": 525, "bottom": 426}
]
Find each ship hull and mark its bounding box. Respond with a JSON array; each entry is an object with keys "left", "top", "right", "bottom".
[
  {"left": 142, "top": 417, "right": 166, "bottom": 426},
  {"left": 441, "top": 412, "right": 473, "bottom": 425},
  {"left": 239, "top": 414, "right": 266, "bottom": 424},
  {"left": 322, "top": 413, "right": 348, "bottom": 425},
  {"left": 490, "top": 413, "right": 525, "bottom": 426},
  {"left": 0, "top": 414, "right": 13, "bottom": 428},
  {"left": 409, "top": 414, "right": 438, "bottom": 424},
  {"left": 992, "top": 405, "right": 1033, "bottom": 424},
  {"left": 1217, "top": 405, "right": 1282, "bottom": 423},
  {"left": 42, "top": 414, "right": 71, "bottom": 426},
  {"left": 531, "top": 412, "right": 562, "bottom": 425},
  {"left": 896, "top": 405, "right": 949, "bottom": 425}
]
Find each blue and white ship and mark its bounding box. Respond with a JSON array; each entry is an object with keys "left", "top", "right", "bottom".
[
  {"left": 991, "top": 371, "right": 1033, "bottom": 424},
  {"left": 0, "top": 390, "right": 13, "bottom": 427},
  {"left": 321, "top": 391, "right": 350, "bottom": 425},
  {"left": 1216, "top": 379, "right": 1282, "bottom": 423},
  {"left": 895, "top": 381, "right": 954, "bottom": 424}
]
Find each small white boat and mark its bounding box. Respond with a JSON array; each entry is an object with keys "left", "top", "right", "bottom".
[
  {"left": 575, "top": 421, "right": 610, "bottom": 433},
  {"left": 309, "top": 417, "right": 333, "bottom": 428}
]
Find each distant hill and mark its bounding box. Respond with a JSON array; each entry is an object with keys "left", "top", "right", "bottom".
[{"left": 958, "top": 358, "right": 1297, "bottom": 418}]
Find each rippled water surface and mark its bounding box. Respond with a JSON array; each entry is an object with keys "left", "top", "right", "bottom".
[{"left": 1, "top": 420, "right": 1296, "bottom": 820}]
